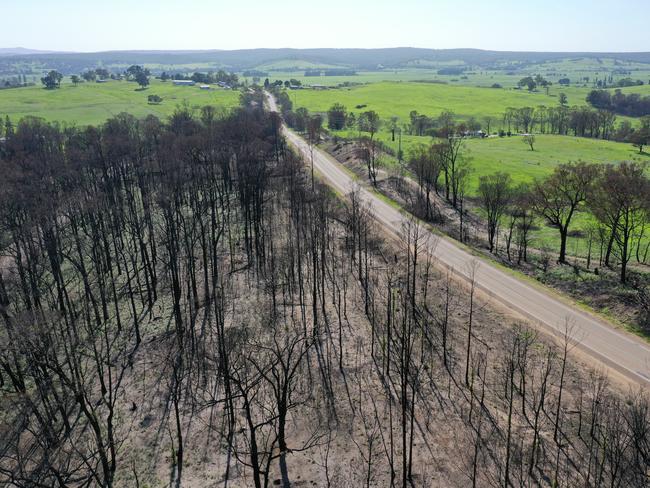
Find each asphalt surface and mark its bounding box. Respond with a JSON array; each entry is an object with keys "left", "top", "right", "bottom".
[{"left": 266, "top": 92, "right": 650, "bottom": 387}]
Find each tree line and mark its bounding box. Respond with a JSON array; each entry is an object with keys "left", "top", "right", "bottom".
[
  {"left": 409, "top": 131, "right": 650, "bottom": 287},
  {"left": 475, "top": 162, "right": 650, "bottom": 282},
  {"left": 160, "top": 69, "right": 240, "bottom": 86},
  {"left": 288, "top": 95, "right": 650, "bottom": 153},
  {"left": 587, "top": 89, "right": 650, "bottom": 117}
]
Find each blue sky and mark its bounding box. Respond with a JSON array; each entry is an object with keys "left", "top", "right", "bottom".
[{"left": 2, "top": 0, "right": 648, "bottom": 52}]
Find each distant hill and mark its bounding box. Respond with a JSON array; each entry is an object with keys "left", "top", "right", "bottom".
[
  {"left": 1, "top": 47, "right": 650, "bottom": 73},
  {"left": 0, "top": 47, "right": 65, "bottom": 56}
]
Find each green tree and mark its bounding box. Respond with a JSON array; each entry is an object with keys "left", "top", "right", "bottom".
[
  {"left": 478, "top": 172, "right": 513, "bottom": 252},
  {"left": 389, "top": 116, "right": 400, "bottom": 141},
  {"left": 4, "top": 116, "right": 12, "bottom": 137},
  {"left": 591, "top": 162, "right": 650, "bottom": 283},
  {"left": 82, "top": 70, "right": 96, "bottom": 82},
  {"left": 630, "top": 117, "right": 650, "bottom": 153},
  {"left": 126, "top": 65, "right": 150, "bottom": 88},
  {"left": 71, "top": 75, "right": 81, "bottom": 86},
  {"left": 95, "top": 68, "right": 110, "bottom": 80},
  {"left": 327, "top": 103, "right": 347, "bottom": 130},
  {"left": 532, "top": 162, "right": 599, "bottom": 263},
  {"left": 518, "top": 76, "right": 537, "bottom": 91},
  {"left": 358, "top": 110, "right": 381, "bottom": 139},
  {"left": 522, "top": 134, "right": 536, "bottom": 151},
  {"left": 135, "top": 71, "right": 150, "bottom": 89},
  {"left": 41, "top": 70, "right": 63, "bottom": 89}
]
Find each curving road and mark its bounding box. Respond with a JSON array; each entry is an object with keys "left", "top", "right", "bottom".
[{"left": 266, "top": 92, "right": 650, "bottom": 387}]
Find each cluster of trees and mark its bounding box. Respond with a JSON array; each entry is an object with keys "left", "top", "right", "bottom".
[
  {"left": 263, "top": 78, "right": 303, "bottom": 89},
  {"left": 242, "top": 69, "right": 268, "bottom": 77},
  {"left": 40, "top": 66, "right": 137, "bottom": 90},
  {"left": 408, "top": 113, "right": 472, "bottom": 231},
  {"left": 0, "top": 74, "right": 33, "bottom": 89},
  {"left": 81, "top": 68, "right": 112, "bottom": 81},
  {"left": 406, "top": 114, "right": 649, "bottom": 286},
  {"left": 501, "top": 106, "right": 650, "bottom": 149},
  {"left": 587, "top": 89, "right": 650, "bottom": 117},
  {"left": 405, "top": 110, "right": 484, "bottom": 138},
  {"left": 475, "top": 162, "right": 650, "bottom": 283},
  {"left": 501, "top": 105, "right": 623, "bottom": 140},
  {"left": 518, "top": 74, "right": 551, "bottom": 92},
  {"left": 40, "top": 70, "right": 63, "bottom": 89},
  {"left": 326, "top": 103, "right": 348, "bottom": 130},
  {"left": 611, "top": 78, "right": 646, "bottom": 88},
  {"left": 160, "top": 70, "right": 239, "bottom": 86},
  {"left": 345, "top": 103, "right": 623, "bottom": 143},
  {"left": 125, "top": 65, "right": 150, "bottom": 89},
  {"left": 590, "top": 74, "right": 647, "bottom": 89},
  {"left": 282, "top": 99, "right": 386, "bottom": 187}
]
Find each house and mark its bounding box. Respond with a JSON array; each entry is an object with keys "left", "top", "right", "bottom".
[
  {"left": 96, "top": 79, "right": 108, "bottom": 83},
  {"left": 199, "top": 85, "right": 211, "bottom": 90},
  {"left": 173, "top": 80, "right": 195, "bottom": 86}
]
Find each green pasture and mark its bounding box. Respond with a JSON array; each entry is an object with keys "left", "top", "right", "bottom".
[
  {"left": 368, "top": 132, "right": 648, "bottom": 190},
  {"left": 289, "top": 81, "right": 595, "bottom": 123},
  {"left": 0, "top": 79, "right": 240, "bottom": 126}
]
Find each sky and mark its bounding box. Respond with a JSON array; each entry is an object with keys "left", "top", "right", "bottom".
[{"left": 2, "top": 0, "right": 649, "bottom": 53}]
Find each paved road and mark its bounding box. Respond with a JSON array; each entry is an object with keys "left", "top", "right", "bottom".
[{"left": 266, "top": 93, "right": 650, "bottom": 387}]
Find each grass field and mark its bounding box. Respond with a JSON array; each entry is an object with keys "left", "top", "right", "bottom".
[
  {"left": 334, "top": 130, "right": 648, "bottom": 213},
  {"left": 0, "top": 79, "right": 240, "bottom": 126},
  {"left": 362, "top": 132, "right": 649, "bottom": 190},
  {"left": 287, "top": 81, "right": 600, "bottom": 124}
]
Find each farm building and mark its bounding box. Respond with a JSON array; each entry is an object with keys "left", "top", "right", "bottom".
[
  {"left": 173, "top": 80, "right": 195, "bottom": 86},
  {"left": 200, "top": 85, "right": 211, "bottom": 90},
  {"left": 462, "top": 130, "right": 486, "bottom": 138}
]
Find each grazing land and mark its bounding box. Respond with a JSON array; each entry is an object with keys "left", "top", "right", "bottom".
[
  {"left": 287, "top": 80, "right": 645, "bottom": 126},
  {"left": 356, "top": 131, "right": 649, "bottom": 190},
  {"left": 0, "top": 79, "right": 239, "bottom": 125},
  {"left": 290, "top": 81, "right": 580, "bottom": 121}
]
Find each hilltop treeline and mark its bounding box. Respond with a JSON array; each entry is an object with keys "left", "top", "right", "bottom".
[
  {"left": 1, "top": 93, "right": 650, "bottom": 487},
  {"left": 3, "top": 48, "right": 650, "bottom": 74}
]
